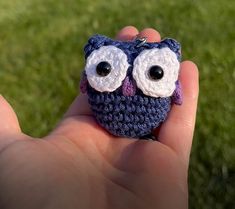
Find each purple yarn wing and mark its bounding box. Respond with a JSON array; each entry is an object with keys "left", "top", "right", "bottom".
[
  {"left": 172, "top": 80, "right": 183, "bottom": 105},
  {"left": 80, "top": 72, "right": 88, "bottom": 94}
]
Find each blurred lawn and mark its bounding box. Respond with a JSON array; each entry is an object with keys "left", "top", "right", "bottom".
[{"left": 0, "top": 0, "right": 234, "bottom": 208}]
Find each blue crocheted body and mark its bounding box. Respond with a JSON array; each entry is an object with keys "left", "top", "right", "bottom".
[
  {"left": 81, "top": 34, "right": 182, "bottom": 138},
  {"left": 87, "top": 85, "right": 171, "bottom": 138}
]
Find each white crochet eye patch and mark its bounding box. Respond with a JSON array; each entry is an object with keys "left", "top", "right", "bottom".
[
  {"left": 132, "top": 47, "right": 180, "bottom": 97},
  {"left": 85, "top": 46, "right": 129, "bottom": 92}
]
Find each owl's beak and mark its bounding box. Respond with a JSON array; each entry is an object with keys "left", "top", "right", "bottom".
[{"left": 122, "top": 76, "right": 136, "bottom": 96}]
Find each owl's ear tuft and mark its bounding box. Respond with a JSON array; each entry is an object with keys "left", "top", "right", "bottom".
[
  {"left": 161, "top": 38, "right": 181, "bottom": 61},
  {"left": 84, "top": 34, "right": 112, "bottom": 59}
]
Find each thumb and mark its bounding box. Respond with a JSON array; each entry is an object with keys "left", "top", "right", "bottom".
[
  {"left": 0, "top": 95, "right": 21, "bottom": 135},
  {"left": 0, "top": 95, "right": 23, "bottom": 151}
]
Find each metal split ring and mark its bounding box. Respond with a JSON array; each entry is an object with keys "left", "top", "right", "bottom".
[{"left": 135, "top": 36, "right": 147, "bottom": 48}]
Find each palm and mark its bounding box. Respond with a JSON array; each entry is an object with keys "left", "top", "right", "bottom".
[
  {"left": 0, "top": 27, "right": 198, "bottom": 209},
  {"left": 0, "top": 115, "right": 186, "bottom": 209}
]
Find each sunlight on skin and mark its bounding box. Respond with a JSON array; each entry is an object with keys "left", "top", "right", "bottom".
[{"left": 0, "top": 26, "right": 198, "bottom": 209}]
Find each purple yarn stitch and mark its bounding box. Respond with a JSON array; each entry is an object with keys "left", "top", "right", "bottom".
[{"left": 122, "top": 77, "right": 136, "bottom": 96}]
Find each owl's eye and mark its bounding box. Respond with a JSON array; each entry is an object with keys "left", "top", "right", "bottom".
[
  {"left": 132, "top": 47, "right": 180, "bottom": 97},
  {"left": 85, "top": 45, "right": 129, "bottom": 92},
  {"left": 148, "top": 65, "right": 164, "bottom": 80},
  {"left": 96, "top": 61, "right": 111, "bottom": 77}
]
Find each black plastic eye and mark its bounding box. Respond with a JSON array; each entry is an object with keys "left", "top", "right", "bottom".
[
  {"left": 148, "top": 65, "right": 164, "bottom": 80},
  {"left": 96, "top": 61, "right": 112, "bottom": 77}
]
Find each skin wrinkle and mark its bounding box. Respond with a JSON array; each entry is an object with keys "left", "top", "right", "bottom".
[
  {"left": 50, "top": 124, "right": 143, "bottom": 206},
  {"left": 68, "top": 137, "right": 140, "bottom": 206},
  {"left": 51, "top": 133, "right": 103, "bottom": 169},
  {"left": 0, "top": 135, "right": 34, "bottom": 158},
  {"left": 105, "top": 172, "right": 140, "bottom": 203},
  {"left": 0, "top": 140, "right": 87, "bottom": 209},
  {"left": 157, "top": 120, "right": 193, "bottom": 166},
  {"left": 50, "top": 129, "right": 138, "bottom": 196},
  {"left": 112, "top": 143, "right": 188, "bottom": 208},
  {"left": 45, "top": 135, "right": 87, "bottom": 166},
  {"left": 168, "top": 113, "right": 195, "bottom": 131}
]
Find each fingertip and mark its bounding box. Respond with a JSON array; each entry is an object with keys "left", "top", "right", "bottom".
[
  {"left": 180, "top": 61, "right": 199, "bottom": 100},
  {"left": 180, "top": 61, "right": 199, "bottom": 76},
  {"left": 138, "top": 28, "right": 161, "bottom": 42},
  {"left": 116, "top": 26, "right": 139, "bottom": 41}
]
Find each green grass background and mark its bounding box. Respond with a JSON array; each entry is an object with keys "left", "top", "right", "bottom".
[{"left": 0, "top": 0, "right": 234, "bottom": 208}]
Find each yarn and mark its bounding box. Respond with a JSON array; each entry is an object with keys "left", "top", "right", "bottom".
[
  {"left": 81, "top": 34, "right": 182, "bottom": 138},
  {"left": 87, "top": 86, "right": 171, "bottom": 138}
]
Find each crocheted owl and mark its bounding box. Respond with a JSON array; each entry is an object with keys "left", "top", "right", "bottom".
[{"left": 80, "top": 34, "right": 182, "bottom": 139}]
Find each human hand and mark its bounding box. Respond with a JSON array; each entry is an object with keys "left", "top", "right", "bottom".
[{"left": 0, "top": 26, "right": 199, "bottom": 209}]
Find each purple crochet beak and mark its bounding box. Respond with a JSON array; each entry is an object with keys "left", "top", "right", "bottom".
[{"left": 122, "top": 76, "right": 136, "bottom": 96}]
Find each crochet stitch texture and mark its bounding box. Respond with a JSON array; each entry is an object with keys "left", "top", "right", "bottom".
[
  {"left": 81, "top": 35, "right": 182, "bottom": 138},
  {"left": 87, "top": 86, "right": 171, "bottom": 137}
]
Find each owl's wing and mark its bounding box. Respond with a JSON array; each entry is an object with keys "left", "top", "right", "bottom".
[
  {"left": 79, "top": 71, "right": 88, "bottom": 94},
  {"left": 172, "top": 80, "right": 183, "bottom": 105}
]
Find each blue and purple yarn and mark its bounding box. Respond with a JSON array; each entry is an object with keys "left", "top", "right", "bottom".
[{"left": 80, "top": 35, "right": 182, "bottom": 138}]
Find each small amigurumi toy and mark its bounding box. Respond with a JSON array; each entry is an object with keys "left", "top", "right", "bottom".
[{"left": 80, "top": 34, "right": 182, "bottom": 139}]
